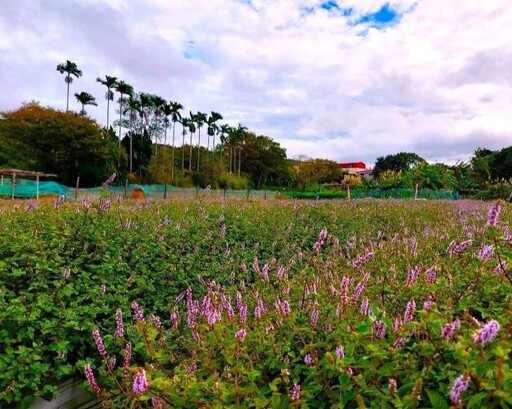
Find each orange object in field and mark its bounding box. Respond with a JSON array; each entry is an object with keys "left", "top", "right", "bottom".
[{"left": 132, "top": 188, "right": 146, "bottom": 199}]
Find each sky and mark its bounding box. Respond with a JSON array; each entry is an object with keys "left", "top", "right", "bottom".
[{"left": 1, "top": 0, "right": 512, "bottom": 166}]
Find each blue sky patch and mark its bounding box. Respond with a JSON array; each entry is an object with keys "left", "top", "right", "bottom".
[
  {"left": 354, "top": 3, "right": 401, "bottom": 28},
  {"left": 320, "top": 1, "right": 339, "bottom": 11}
]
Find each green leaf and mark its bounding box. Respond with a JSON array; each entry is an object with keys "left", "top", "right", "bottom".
[
  {"left": 467, "top": 392, "right": 488, "bottom": 408},
  {"left": 426, "top": 389, "right": 449, "bottom": 409},
  {"left": 21, "top": 395, "right": 36, "bottom": 409}
]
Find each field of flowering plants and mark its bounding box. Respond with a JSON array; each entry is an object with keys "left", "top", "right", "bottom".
[{"left": 1, "top": 197, "right": 512, "bottom": 408}]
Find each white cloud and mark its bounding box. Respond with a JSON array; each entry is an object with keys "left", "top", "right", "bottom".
[{"left": 1, "top": 0, "right": 512, "bottom": 166}]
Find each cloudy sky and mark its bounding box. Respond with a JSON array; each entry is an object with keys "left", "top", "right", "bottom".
[{"left": 1, "top": 0, "right": 512, "bottom": 166}]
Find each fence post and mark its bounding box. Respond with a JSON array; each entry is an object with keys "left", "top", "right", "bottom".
[
  {"left": 11, "top": 172, "right": 16, "bottom": 199},
  {"left": 36, "top": 175, "right": 40, "bottom": 199},
  {"left": 125, "top": 179, "right": 128, "bottom": 199},
  {"left": 75, "top": 177, "right": 80, "bottom": 200},
  {"left": 164, "top": 184, "right": 168, "bottom": 200},
  {"left": 414, "top": 183, "right": 419, "bottom": 200}
]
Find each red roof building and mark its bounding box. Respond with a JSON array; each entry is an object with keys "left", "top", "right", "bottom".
[{"left": 338, "top": 162, "right": 366, "bottom": 174}]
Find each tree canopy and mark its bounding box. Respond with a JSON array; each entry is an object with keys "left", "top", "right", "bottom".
[
  {"left": 373, "top": 152, "right": 424, "bottom": 178},
  {"left": 0, "top": 102, "right": 118, "bottom": 186}
]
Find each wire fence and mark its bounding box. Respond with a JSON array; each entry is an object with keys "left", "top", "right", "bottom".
[{"left": 0, "top": 178, "right": 460, "bottom": 201}]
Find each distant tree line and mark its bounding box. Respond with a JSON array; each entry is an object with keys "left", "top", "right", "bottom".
[{"left": 0, "top": 59, "right": 511, "bottom": 197}]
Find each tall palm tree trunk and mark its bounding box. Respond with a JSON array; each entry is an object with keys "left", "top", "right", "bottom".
[
  {"left": 182, "top": 128, "right": 185, "bottom": 172},
  {"left": 171, "top": 122, "right": 176, "bottom": 180},
  {"left": 118, "top": 98, "right": 123, "bottom": 168},
  {"left": 229, "top": 147, "right": 233, "bottom": 173},
  {"left": 106, "top": 93, "right": 110, "bottom": 128},
  {"left": 189, "top": 133, "right": 193, "bottom": 172},
  {"left": 238, "top": 147, "right": 242, "bottom": 177},
  {"left": 66, "top": 74, "right": 70, "bottom": 112},
  {"left": 197, "top": 129, "right": 201, "bottom": 172}
]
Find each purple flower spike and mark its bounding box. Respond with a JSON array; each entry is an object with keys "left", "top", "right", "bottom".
[
  {"left": 115, "top": 309, "right": 124, "bottom": 338},
  {"left": 449, "top": 374, "right": 469, "bottom": 405},
  {"left": 133, "top": 368, "right": 149, "bottom": 395},
  {"left": 473, "top": 319, "right": 500, "bottom": 347},
  {"left": 103, "top": 172, "right": 116, "bottom": 188},
  {"left": 92, "top": 329, "right": 107, "bottom": 359},
  {"left": 404, "top": 299, "right": 416, "bottom": 323},
  {"left": 235, "top": 328, "right": 247, "bottom": 342},
  {"left": 291, "top": 383, "right": 301, "bottom": 401},
  {"left": 131, "top": 301, "right": 146, "bottom": 323},
  {"left": 84, "top": 364, "right": 101, "bottom": 396},
  {"left": 486, "top": 202, "right": 500, "bottom": 227}
]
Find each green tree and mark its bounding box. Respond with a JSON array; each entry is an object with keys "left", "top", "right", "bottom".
[
  {"left": 56, "top": 60, "right": 83, "bottom": 112},
  {"left": 193, "top": 112, "right": 207, "bottom": 171},
  {"left": 206, "top": 111, "right": 223, "bottom": 158},
  {"left": 374, "top": 152, "right": 424, "bottom": 178},
  {"left": 121, "top": 131, "right": 152, "bottom": 180},
  {"left": 186, "top": 113, "right": 197, "bottom": 172},
  {"left": 0, "top": 102, "right": 117, "bottom": 186},
  {"left": 96, "top": 75, "right": 118, "bottom": 128},
  {"left": 180, "top": 117, "right": 192, "bottom": 172},
  {"left": 74, "top": 92, "right": 97, "bottom": 117},
  {"left": 404, "top": 162, "right": 455, "bottom": 190},
  {"left": 377, "top": 170, "right": 404, "bottom": 191},
  {"left": 169, "top": 102, "right": 183, "bottom": 180},
  {"left": 239, "top": 133, "right": 288, "bottom": 189},
  {"left": 292, "top": 159, "right": 340, "bottom": 190},
  {"left": 114, "top": 80, "right": 134, "bottom": 167}
]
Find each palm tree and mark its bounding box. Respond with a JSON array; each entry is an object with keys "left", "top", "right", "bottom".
[
  {"left": 219, "top": 124, "right": 230, "bottom": 166},
  {"left": 96, "top": 75, "right": 118, "bottom": 128},
  {"left": 180, "top": 117, "right": 191, "bottom": 172},
  {"left": 114, "top": 80, "right": 134, "bottom": 167},
  {"left": 169, "top": 102, "right": 183, "bottom": 180},
  {"left": 151, "top": 95, "right": 166, "bottom": 157},
  {"left": 74, "top": 92, "right": 97, "bottom": 116},
  {"left": 124, "top": 96, "right": 142, "bottom": 173},
  {"left": 207, "top": 111, "right": 223, "bottom": 160},
  {"left": 236, "top": 124, "right": 248, "bottom": 177},
  {"left": 194, "top": 111, "right": 207, "bottom": 172},
  {"left": 187, "top": 112, "right": 197, "bottom": 172},
  {"left": 227, "top": 124, "right": 247, "bottom": 176},
  {"left": 56, "top": 60, "right": 83, "bottom": 112}
]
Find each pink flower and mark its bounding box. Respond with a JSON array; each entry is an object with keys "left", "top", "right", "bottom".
[
  {"left": 449, "top": 374, "right": 469, "bottom": 405},
  {"left": 115, "top": 309, "right": 124, "bottom": 338},
  {"left": 235, "top": 328, "right": 247, "bottom": 342},
  {"left": 131, "top": 301, "right": 146, "bottom": 324},
  {"left": 473, "top": 319, "right": 500, "bottom": 347},
  {"left": 123, "top": 342, "right": 132, "bottom": 377},
  {"left": 151, "top": 396, "right": 164, "bottom": 409},
  {"left": 404, "top": 299, "right": 416, "bottom": 323},
  {"left": 304, "top": 354, "right": 314, "bottom": 366},
  {"left": 486, "top": 203, "right": 500, "bottom": 227},
  {"left": 92, "top": 329, "right": 107, "bottom": 359},
  {"left": 373, "top": 320, "right": 387, "bottom": 339},
  {"left": 406, "top": 266, "right": 420, "bottom": 286},
  {"left": 389, "top": 378, "right": 397, "bottom": 394},
  {"left": 291, "top": 383, "right": 301, "bottom": 401},
  {"left": 84, "top": 364, "right": 101, "bottom": 397},
  {"left": 133, "top": 368, "right": 149, "bottom": 395},
  {"left": 281, "top": 300, "right": 291, "bottom": 317},
  {"left": 441, "top": 319, "right": 460, "bottom": 340},
  {"left": 310, "top": 309, "right": 319, "bottom": 327},
  {"left": 150, "top": 314, "right": 162, "bottom": 329},
  {"left": 336, "top": 345, "right": 345, "bottom": 359}
]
